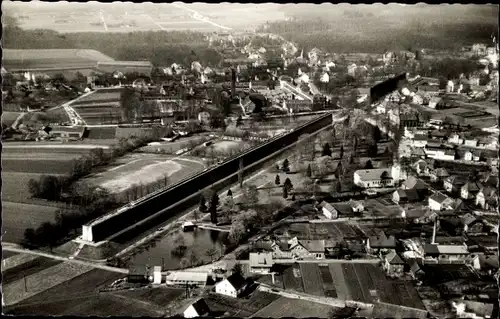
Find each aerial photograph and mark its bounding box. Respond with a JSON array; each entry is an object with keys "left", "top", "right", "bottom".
[{"left": 1, "top": 2, "right": 499, "bottom": 318}]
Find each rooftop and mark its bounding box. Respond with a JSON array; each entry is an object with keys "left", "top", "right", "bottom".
[
  {"left": 354, "top": 168, "right": 392, "bottom": 181},
  {"left": 249, "top": 252, "right": 273, "bottom": 268},
  {"left": 424, "top": 244, "right": 469, "bottom": 255},
  {"left": 166, "top": 271, "right": 208, "bottom": 283}
]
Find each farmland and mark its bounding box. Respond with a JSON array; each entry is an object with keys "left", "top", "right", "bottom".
[
  {"left": 2, "top": 261, "right": 95, "bottom": 306},
  {"left": 70, "top": 89, "right": 123, "bottom": 125},
  {"left": 252, "top": 296, "right": 337, "bottom": 318},
  {"left": 205, "top": 290, "right": 280, "bottom": 317},
  {"left": 83, "top": 153, "right": 205, "bottom": 194},
  {"left": 2, "top": 202, "right": 61, "bottom": 243},
  {"left": 2, "top": 256, "right": 62, "bottom": 285},
  {"left": 274, "top": 222, "right": 364, "bottom": 241},
  {"left": 264, "top": 262, "right": 425, "bottom": 310},
  {"left": 2, "top": 49, "right": 115, "bottom": 70}
]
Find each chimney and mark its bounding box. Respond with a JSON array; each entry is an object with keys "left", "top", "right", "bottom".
[
  {"left": 432, "top": 217, "right": 437, "bottom": 244},
  {"left": 231, "top": 68, "right": 236, "bottom": 99}
]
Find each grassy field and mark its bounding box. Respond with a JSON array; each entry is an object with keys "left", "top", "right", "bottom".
[
  {"left": 2, "top": 202, "right": 61, "bottom": 243},
  {"left": 3, "top": 261, "right": 96, "bottom": 306},
  {"left": 44, "top": 106, "right": 71, "bottom": 123},
  {"left": 2, "top": 256, "right": 62, "bottom": 285},
  {"left": 2, "top": 150, "right": 81, "bottom": 174},
  {"left": 2, "top": 111, "right": 23, "bottom": 127},
  {"left": 83, "top": 153, "right": 205, "bottom": 193},
  {"left": 2, "top": 250, "right": 19, "bottom": 260},
  {"left": 208, "top": 140, "right": 250, "bottom": 153},
  {"left": 71, "top": 90, "right": 122, "bottom": 105},
  {"left": 252, "top": 296, "right": 336, "bottom": 318},
  {"left": 139, "top": 135, "right": 212, "bottom": 153}
]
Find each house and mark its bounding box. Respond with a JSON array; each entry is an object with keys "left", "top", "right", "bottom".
[
  {"left": 409, "top": 259, "right": 425, "bottom": 280},
  {"left": 454, "top": 300, "right": 494, "bottom": 319},
  {"left": 48, "top": 126, "right": 87, "bottom": 140},
  {"left": 320, "top": 201, "right": 338, "bottom": 219},
  {"left": 128, "top": 265, "right": 152, "bottom": 283},
  {"left": 428, "top": 192, "right": 457, "bottom": 211},
  {"left": 461, "top": 181, "right": 482, "bottom": 200},
  {"left": 249, "top": 252, "right": 273, "bottom": 274},
  {"left": 383, "top": 249, "right": 406, "bottom": 277},
  {"left": 353, "top": 165, "right": 405, "bottom": 188},
  {"left": 462, "top": 214, "right": 486, "bottom": 234},
  {"left": 476, "top": 187, "right": 499, "bottom": 210},
  {"left": 288, "top": 237, "right": 325, "bottom": 259},
  {"left": 480, "top": 173, "right": 498, "bottom": 188},
  {"left": 153, "top": 266, "right": 162, "bottom": 284},
  {"left": 412, "top": 135, "right": 428, "bottom": 148},
  {"left": 270, "top": 240, "right": 293, "bottom": 259},
  {"left": 401, "top": 207, "right": 429, "bottom": 222},
  {"left": 429, "top": 168, "right": 450, "bottom": 183},
  {"left": 348, "top": 200, "right": 364, "bottom": 213},
  {"left": 166, "top": 272, "right": 207, "bottom": 287},
  {"left": 402, "top": 176, "right": 428, "bottom": 192},
  {"left": 423, "top": 244, "right": 469, "bottom": 262},
  {"left": 366, "top": 232, "right": 397, "bottom": 254},
  {"left": 392, "top": 189, "right": 419, "bottom": 204},
  {"left": 444, "top": 175, "right": 467, "bottom": 194},
  {"left": 215, "top": 273, "right": 248, "bottom": 298},
  {"left": 428, "top": 96, "right": 442, "bottom": 109},
  {"left": 197, "top": 111, "right": 211, "bottom": 125},
  {"left": 411, "top": 147, "right": 426, "bottom": 159},
  {"left": 183, "top": 298, "right": 211, "bottom": 318},
  {"left": 411, "top": 160, "right": 429, "bottom": 176},
  {"left": 464, "top": 138, "right": 478, "bottom": 147},
  {"left": 469, "top": 254, "right": 499, "bottom": 275}
]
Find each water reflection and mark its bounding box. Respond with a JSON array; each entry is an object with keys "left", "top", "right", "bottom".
[{"left": 128, "top": 228, "right": 227, "bottom": 270}]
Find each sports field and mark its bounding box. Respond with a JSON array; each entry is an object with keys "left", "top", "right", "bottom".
[{"left": 84, "top": 153, "right": 205, "bottom": 193}]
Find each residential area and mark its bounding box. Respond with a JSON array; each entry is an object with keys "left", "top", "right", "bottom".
[{"left": 2, "top": 3, "right": 498, "bottom": 319}]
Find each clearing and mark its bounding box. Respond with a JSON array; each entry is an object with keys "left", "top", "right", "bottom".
[
  {"left": 2, "top": 111, "right": 24, "bottom": 127},
  {"left": 85, "top": 153, "right": 205, "bottom": 193}
]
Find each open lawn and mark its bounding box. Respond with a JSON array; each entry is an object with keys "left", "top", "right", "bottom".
[
  {"left": 2, "top": 151, "right": 80, "bottom": 174},
  {"left": 252, "top": 296, "right": 336, "bottom": 318},
  {"left": 2, "top": 261, "right": 95, "bottom": 306},
  {"left": 2, "top": 250, "right": 19, "bottom": 260},
  {"left": 113, "top": 287, "right": 185, "bottom": 308},
  {"left": 84, "top": 153, "right": 205, "bottom": 193},
  {"left": 2, "top": 201, "right": 60, "bottom": 243},
  {"left": 71, "top": 90, "right": 122, "bottom": 105},
  {"left": 139, "top": 135, "right": 212, "bottom": 153},
  {"left": 44, "top": 106, "right": 71, "bottom": 123}
]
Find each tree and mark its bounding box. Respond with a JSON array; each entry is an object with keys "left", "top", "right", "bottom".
[
  {"left": 283, "top": 178, "right": 294, "bottom": 191},
  {"left": 243, "top": 184, "right": 259, "bottom": 206},
  {"left": 275, "top": 175, "right": 281, "bottom": 185},
  {"left": 283, "top": 186, "right": 288, "bottom": 199},
  {"left": 365, "top": 160, "right": 374, "bottom": 169},
  {"left": 232, "top": 262, "right": 243, "bottom": 276},
  {"left": 339, "top": 145, "right": 344, "bottom": 159},
  {"left": 373, "top": 126, "right": 382, "bottom": 143},
  {"left": 282, "top": 158, "right": 290, "bottom": 172},
  {"left": 189, "top": 250, "right": 199, "bottom": 266},
  {"left": 369, "top": 143, "right": 378, "bottom": 157},
  {"left": 180, "top": 257, "right": 190, "bottom": 269},
  {"left": 205, "top": 247, "right": 218, "bottom": 262},
  {"left": 28, "top": 178, "right": 40, "bottom": 197},
  {"left": 291, "top": 194, "right": 296, "bottom": 201},
  {"left": 306, "top": 164, "right": 312, "bottom": 178},
  {"left": 209, "top": 192, "right": 219, "bottom": 224},
  {"left": 22, "top": 228, "right": 37, "bottom": 248},
  {"left": 334, "top": 162, "right": 343, "bottom": 179},
  {"left": 199, "top": 195, "right": 207, "bottom": 212},
  {"left": 322, "top": 143, "right": 332, "bottom": 157}
]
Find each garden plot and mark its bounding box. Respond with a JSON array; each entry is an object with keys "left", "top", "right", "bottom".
[{"left": 252, "top": 297, "right": 336, "bottom": 318}]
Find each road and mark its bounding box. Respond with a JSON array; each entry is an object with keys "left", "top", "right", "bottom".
[
  {"left": 2, "top": 244, "right": 128, "bottom": 274},
  {"left": 61, "top": 91, "right": 95, "bottom": 126},
  {"left": 170, "top": 3, "right": 232, "bottom": 30},
  {"left": 280, "top": 80, "right": 313, "bottom": 102}
]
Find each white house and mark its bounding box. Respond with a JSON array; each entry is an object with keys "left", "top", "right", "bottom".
[
  {"left": 320, "top": 201, "right": 338, "bottom": 219},
  {"left": 428, "top": 192, "right": 454, "bottom": 211},
  {"left": 464, "top": 138, "right": 478, "bottom": 147},
  {"left": 288, "top": 237, "right": 325, "bottom": 259},
  {"left": 476, "top": 187, "right": 499, "bottom": 210},
  {"left": 428, "top": 97, "right": 441, "bottom": 109},
  {"left": 183, "top": 298, "right": 211, "bottom": 318},
  {"left": 461, "top": 181, "right": 482, "bottom": 200},
  {"left": 215, "top": 273, "right": 248, "bottom": 298},
  {"left": 353, "top": 165, "right": 405, "bottom": 188},
  {"left": 153, "top": 266, "right": 162, "bottom": 284}
]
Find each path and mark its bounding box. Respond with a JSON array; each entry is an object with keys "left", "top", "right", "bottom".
[
  {"left": 170, "top": 3, "right": 232, "bottom": 30},
  {"left": 61, "top": 90, "right": 96, "bottom": 126},
  {"left": 2, "top": 245, "right": 128, "bottom": 274}
]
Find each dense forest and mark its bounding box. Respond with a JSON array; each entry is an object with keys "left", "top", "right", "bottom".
[
  {"left": 263, "top": 5, "right": 498, "bottom": 54},
  {"left": 2, "top": 22, "right": 224, "bottom": 67}
]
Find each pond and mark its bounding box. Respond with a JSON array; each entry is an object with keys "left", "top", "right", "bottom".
[{"left": 127, "top": 227, "right": 227, "bottom": 270}]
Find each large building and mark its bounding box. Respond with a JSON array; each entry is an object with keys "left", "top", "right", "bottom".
[{"left": 353, "top": 165, "right": 406, "bottom": 188}]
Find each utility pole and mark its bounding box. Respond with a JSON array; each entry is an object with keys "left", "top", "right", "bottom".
[{"left": 24, "top": 276, "right": 28, "bottom": 292}]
